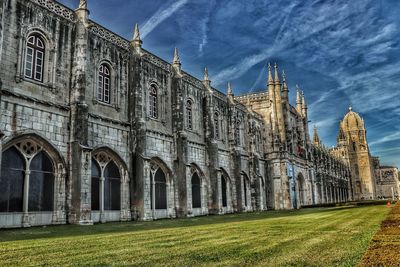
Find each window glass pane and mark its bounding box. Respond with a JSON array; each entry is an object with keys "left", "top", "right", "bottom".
[
  {"left": 222, "top": 176, "right": 227, "bottom": 207},
  {"left": 154, "top": 169, "right": 166, "bottom": 209},
  {"left": 104, "top": 161, "right": 120, "bottom": 210},
  {"left": 0, "top": 147, "right": 25, "bottom": 212},
  {"left": 25, "top": 48, "right": 34, "bottom": 78},
  {"left": 29, "top": 151, "right": 54, "bottom": 211},
  {"left": 28, "top": 36, "right": 35, "bottom": 44},
  {"left": 191, "top": 173, "right": 201, "bottom": 208},
  {"left": 91, "top": 159, "right": 100, "bottom": 211},
  {"left": 36, "top": 38, "right": 44, "bottom": 48}
]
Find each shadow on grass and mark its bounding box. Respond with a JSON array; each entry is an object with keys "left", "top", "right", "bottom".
[{"left": 0, "top": 204, "right": 383, "bottom": 243}]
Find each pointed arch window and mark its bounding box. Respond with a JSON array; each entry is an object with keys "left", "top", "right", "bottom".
[
  {"left": 221, "top": 175, "right": 227, "bottom": 207},
  {"left": 151, "top": 168, "right": 167, "bottom": 209},
  {"left": 25, "top": 34, "right": 45, "bottom": 82},
  {"left": 214, "top": 112, "right": 220, "bottom": 139},
  {"left": 191, "top": 172, "right": 201, "bottom": 208},
  {"left": 186, "top": 100, "right": 193, "bottom": 130},
  {"left": 91, "top": 153, "right": 122, "bottom": 211},
  {"left": 149, "top": 85, "right": 158, "bottom": 118},
  {"left": 98, "top": 64, "right": 111, "bottom": 104},
  {"left": 0, "top": 142, "right": 55, "bottom": 213}
]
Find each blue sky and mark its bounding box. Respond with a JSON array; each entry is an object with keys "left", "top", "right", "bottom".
[{"left": 60, "top": 0, "right": 400, "bottom": 167}]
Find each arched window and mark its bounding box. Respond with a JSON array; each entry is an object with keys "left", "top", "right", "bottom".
[
  {"left": 0, "top": 143, "right": 55, "bottom": 213},
  {"left": 221, "top": 175, "right": 227, "bottom": 207},
  {"left": 0, "top": 147, "right": 25, "bottom": 212},
  {"left": 149, "top": 85, "right": 158, "bottom": 118},
  {"left": 151, "top": 168, "right": 167, "bottom": 209},
  {"left": 25, "top": 34, "right": 45, "bottom": 82},
  {"left": 214, "top": 112, "right": 219, "bottom": 139},
  {"left": 191, "top": 172, "right": 201, "bottom": 208},
  {"left": 104, "top": 161, "right": 121, "bottom": 210},
  {"left": 98, "top": 64, "right": 111, "bottom": 104},
  {"left": 91, "top": 153, "right": 122, "bottom": 212},
  {"left": 91, "top": 159, "right": 101, "bottom": 211},
  {"left": 186, "top": 100, "right": 193, "bottom": 130},
  {"left": 29, "top": 151, "right": 54, "bottom": 211}
]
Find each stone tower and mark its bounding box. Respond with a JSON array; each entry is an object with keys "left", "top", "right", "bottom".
[{"left": 337, "top": 106, "right": 376, "bottom": 200}]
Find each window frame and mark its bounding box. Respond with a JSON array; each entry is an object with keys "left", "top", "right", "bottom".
[
  {"left": 24, "top": 34, "right": 45, "bottom": 83},
  {"left": 97, "top": 64, "right": 112, "bottom": 104},
  {"left": 149, "top": 85, "right": 158, "bottom": 119},
  {"left": 186, "top": 99, "right": 193, "bottom": 130}
]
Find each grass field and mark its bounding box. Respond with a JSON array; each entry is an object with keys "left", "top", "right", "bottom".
[{"left": 0, "top": 205, "right": 390, "bottom": 266}]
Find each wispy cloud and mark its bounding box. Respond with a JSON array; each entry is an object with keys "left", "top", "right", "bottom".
[
  {"left": 141, "top": 0, "right": 189, "bottom": 39},
  {"left": 370, "top": 132, "right": 400, "bottom": 146}
]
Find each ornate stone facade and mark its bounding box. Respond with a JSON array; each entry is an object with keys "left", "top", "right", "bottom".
[{"left": 0, "top": 0, "right": 351, "bottom": 228}]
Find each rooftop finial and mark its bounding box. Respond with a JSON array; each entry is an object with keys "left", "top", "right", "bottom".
[
  {"left": 282, "top": 69, "right": 286, "bottom": 81},
  {"left": 204, "top": 67, "right": 209, "bottom": 81},
  {"left": 79, "top": 0, "right": 87, "bottom": 9},
  {"left": 227, "top": 82, "right": 233, "bottom": 96},
  {"left": 173, "top": 47, "right": 180, "bottom": 65},
  {"left": 349, "top": 105, "right": 352, "bottom": 111},
  {"left": 274, "top": 62, "right": 280, "bottom": 83},
  {"left": 268, "top": 62, "right": 273, "bottom": 85},
  {"left": 132, "top": 23, "right": 142, "bottom": 47}
]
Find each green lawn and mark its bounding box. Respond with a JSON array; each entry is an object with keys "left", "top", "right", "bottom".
[{"left": 0, "top": 205, "right": 390, "bottom": 266}]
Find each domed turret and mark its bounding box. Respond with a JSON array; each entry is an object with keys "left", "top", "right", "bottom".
[{"left": 341, "top": 105, "right": 364, "bottom": 132}]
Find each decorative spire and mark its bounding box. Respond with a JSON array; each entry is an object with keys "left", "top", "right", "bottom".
[
  {"left": 172, "top": 47, "right": 181, "bottom": 74},
  {"left": 268, "top": 63, "right": 273, "bottom": 85},
  {"left": 173, "top": 47, "right": 180, "bottom": 65},
  {"left": 274, "top": 62, "right": 280, "bottom": 83},
  {"left": 296, "top": 85, "right": 302, "bottom": 104},
  {"left": 349, "top": 105, "right": 352, "bottom": 112},
  {"left": 203, "top": 67, "right": 211, "bottom": 88},
  {"left": 79, "top": 0, "right": 87, "bottom": 9},
  {"left": 204, "top": 67, "right": 209, "bottom": 81},
  {"left": 282, "top": 70, "right": 288, "bottom": 92},
  {"left": 296, "top": 85, "right": 302, "bottom": 115},
  {"left": 132, "top": 23, "right": 142, "bottom": 47},
  {"left": 313, "top": 125, "right": 321, "bottom": 146},
  {"left": 227, "top": 82, "right": 233, "bottom": 97},
  {"left": 302, "top": 91, "right": 308, "bottom": 117}
]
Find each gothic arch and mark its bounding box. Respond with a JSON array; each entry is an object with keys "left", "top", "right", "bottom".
[
  {"left": 189, "top": 163, "right": 208, "bottom": 210},
  {"left": 2, "top": 132, "right": 65, "bottom": 168},
  {"left": 149, "top": 157, "right": 174, "bottom": 213},
  {"left": 219, "top": 167, "right": 232, "bottom": 210},
  {"left": 297, "top": 173, "right": 306, "bottom": 206},
  {"left": 1, "top": 133, "right": 66, "bottom": 226},
  {"left": 240, "top": 171, "right": 251, "bottom": 209}
]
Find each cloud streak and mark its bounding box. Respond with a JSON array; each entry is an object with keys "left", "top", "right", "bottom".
[{"left": 141, "top": 0, "right": 189, "bottom": 39}]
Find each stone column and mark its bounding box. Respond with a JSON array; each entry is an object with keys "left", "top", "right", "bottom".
[
  {"left": 99, "top": 176, "right": 105, "bottom": 223},
  {"left": 22, "top": 170, "right": 31, "bottom": 227}
]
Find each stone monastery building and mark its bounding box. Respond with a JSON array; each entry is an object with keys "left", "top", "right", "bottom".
[{"left": 2, "top": 0, "right": 384, "bottom": 228}]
